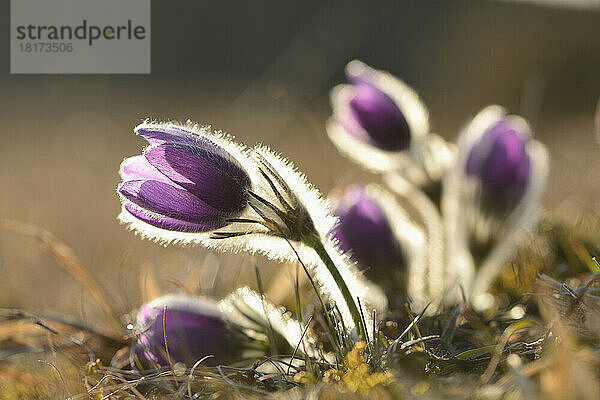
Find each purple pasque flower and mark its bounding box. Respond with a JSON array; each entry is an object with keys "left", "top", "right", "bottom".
[
  {"left": 443, "top": 105, "right": 549, "bottom": 309},
  {"left": 118, "top": 122, "right": 321, "bottom": 244},
  {"left": 118, "top": 122, "right": 388, "bottom": 336},
  {"left": 346, "top": 81, "right": 411, "bottom": 151},
  {"left": 458, "top": 106, "right": 547, "bottom": 219},
  {"left": 330, "top": 60, "right": 428, "bottom": 154},
  {"left": 327, "top": 60, "right": 456, "bottom": 186},
  {"left": 466, "top": 119, "right": 530, "bottom": 210},
  {"left": 118, "top": 123, "right": 252, "bottom": 234},
  {"left": 134, "top": 295, "right": 234, "bottom": 367},
  {"left": 332, "top": 185, "right": 402, "bottom": 273}
]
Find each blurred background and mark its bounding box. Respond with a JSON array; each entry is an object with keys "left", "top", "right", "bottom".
[{"left": 0, "top": 0, "right": 599, "bottom": 325}]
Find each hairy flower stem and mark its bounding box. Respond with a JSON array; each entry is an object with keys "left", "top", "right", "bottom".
[{"left": 301, "top": 234, "right": 369, "bottom": 342}]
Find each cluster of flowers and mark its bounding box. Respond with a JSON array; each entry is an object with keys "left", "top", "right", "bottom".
[
  {"left": 328, "top": 61, "right": 548, "bottom": 310},
  {"left": 117, "top": 60, "right": 548, "bottom": 368}
]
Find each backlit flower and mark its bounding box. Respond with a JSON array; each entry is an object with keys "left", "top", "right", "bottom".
[
  {"left": 442, "top": 105, "right": 549, "bottom": 308},
  {"left": 345, "top": 81, "right": 411, "bottom": 151},
  {"left": 465, "top": 118, "right": 531, "bottom": 215},
  {"left": 118, "top": 123, "right": 252, "bottom": 234},
  {"left": 118, "top": 121, "right": 387, "bottom": 338},
  {"left": 331, "top": 185, "right": 427, "bottom": 302},
  {"left": 134, "top": 295, "right": 234, "bottom": 367},
  {"left": 327, "top": 60, "right": 454, "bottom": 186},
  {"left": 332, "top": 185, "right": 402, "bottom": 273}
]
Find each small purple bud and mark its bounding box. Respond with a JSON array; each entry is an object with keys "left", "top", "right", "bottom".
[
  {"left": 346, "top": 83, "right": 411, "bottom": 151},
  {"left": 135, "top": 295, "right": 234, "bottom": 367},
  {"left": 466, "top": 119, "right": 530, "bottom": 208},
  {"left": 119, "top": 124, "right": 252, "bottom": 233},
  {"left": 332, "top": 186, "right": 401, "bottom": 271}
]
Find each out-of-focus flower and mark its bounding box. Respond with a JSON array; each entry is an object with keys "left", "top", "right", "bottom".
[
  {"left": 332, "top": 186, "right": 402, "bottom": 274},
  {"left": 134, "top": 295, "right": 234, "bottom": 367},
  {"left": 327, "top": 60, "right": 455, "bottom": 187},
  {"left": 345, "top": 81, "right": 411, "bottom": 151},
  {"left": 118, "top": 121, "right": 387, "bottom": 339},
  {"left": 455, "top": 106, "right": 547, "bottom": 236},
  {"left": 331, "top": 185, "right": 427, "bottom": 303},
  {"left": 465, "top": 119, "right": 531, "bottom": 216},
  {"left": 443, "top": 105, "right": 549, "bottom": 308}
]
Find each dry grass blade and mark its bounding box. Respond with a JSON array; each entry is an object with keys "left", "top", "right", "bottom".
[
  {"left": 0, "top": 219, "right": 119, "bottom": 320},
  {"left": 0, "top": 308, "right": 126, "bottom": 363}
]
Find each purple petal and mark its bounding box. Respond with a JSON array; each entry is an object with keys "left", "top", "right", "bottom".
[
  {"left": 136, "top": 297, "right": 232, "bottom": 366},
  {"left": 123, "top": 201, "right": 221, "bottom": 232},
  {"left": 333, "top": 186, "right": 400, "bottom": 269},
  {"left": 119, "top": 180, "right": 227, "bottom": 226},
  {"left": 120, "top": 155, "right": 170, "bottom": 183},
  {"left": 135, "top": 124, "right": 200, "bottom": 146},
  {"left": 347, "top": 83, "right": 410, "bottom": 151},
  {"left": 466, "top": 120, "right": 530, "bottom": 205},
  {"left": 144, "top": 142, "right": 251, "bottom": 214}
]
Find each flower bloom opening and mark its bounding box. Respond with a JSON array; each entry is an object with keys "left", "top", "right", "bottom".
[
  {"left": 118, "top": 124, "right": 252, "bottom": 233},
  {"left": 135, "top": 295, "right": 234, "bottom": 367}
]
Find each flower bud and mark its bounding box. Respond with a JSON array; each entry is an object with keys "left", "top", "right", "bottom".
[
  {"left": 443, "top": 105, "right": 549, "bottom": 308},
  {"left": 118, "top": 123, "right": 252, "bottom": 233},
  {"left": 330, "top": 60, "right": 426, "bottom": 154},
  {"left": 327, "top": 60, "right": 452, "bottom": 186},
  {"left": 331, "top": 186, "right": 407, "bottom": 291},
  {"left": 346, "top": 82, "right": 411, "bottom": 151},
  {"left": 117, "top": 122, "right": 389, "bottom": 335},
  {"left": 134, "top": 295, "right": 234, "bottom": 367},
  {"left": 465, "top": 119, "right": 531, "bottom": 212}
]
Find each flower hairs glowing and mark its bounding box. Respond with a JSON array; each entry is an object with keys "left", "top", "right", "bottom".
[
  {"left": 118, "top": 121, "right": 329, "bottom": 253},
  {"left": 118, "top": 120, "right": 387, "bottom": 337},
  {"left": 218, "top": 287, "right": 324, "bottom": 360},
  {"left": 118, "top": 121, "right": 259, "bottom": 243},
  {"left": 380, "top": 174, "right": 446, "bottom": 310}
]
